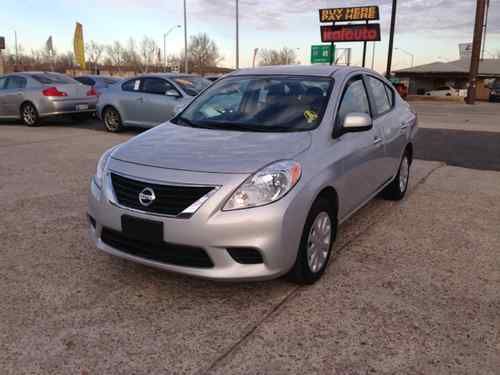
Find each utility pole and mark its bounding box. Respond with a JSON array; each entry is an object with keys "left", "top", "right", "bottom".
[
  {"left": 466, "top": 0, "right": 487, "bottom": 105},
  {"left": 235, "top": 0, "right": 239, "bottom": 69},
  {"left": 183, "top": 0, "right": 188, "bottom": 74},
  {"left": 481, "top": 0, "right": 490, "bottom": 60},
  {"left": 385, "top": 0, "right": 397, "bottom": 78}
]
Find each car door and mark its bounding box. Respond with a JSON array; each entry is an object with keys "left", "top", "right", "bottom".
[
  {"left": 118, "top": 78, "right": 146, "bottom": 126},
  {"left": 0, "top": 76, "right": 8, "bottom": 116},
  {"left": 332, "top": 75, "right": 387, "bottom": 219},
  {"left": 2, "top": 76, "right": 27, "bottom": 116},
  {"left": 140, "top": 77, "right": 182, "bottom": 126},
  {"left": 364, "top": 75, "right": 409, "bottom": 180}
]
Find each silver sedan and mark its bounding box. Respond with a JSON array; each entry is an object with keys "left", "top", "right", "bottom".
[
  {"left": 0, "top": 71, "right": 98, "bottom": 126},
  {"left": 96, "top": 73, "right": 211, "bottom": 132},
  {"left": 89, "top": 65, "right": 417, "bottom": 284}
]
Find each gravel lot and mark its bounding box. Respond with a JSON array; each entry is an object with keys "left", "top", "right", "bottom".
[{"left": 1, "top": 102, "right": 499, "bottom": 374}]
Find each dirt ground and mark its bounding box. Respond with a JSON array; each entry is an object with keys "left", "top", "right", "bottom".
[{"left": 1, "top": 106, "right": 499, "bottom": 374}]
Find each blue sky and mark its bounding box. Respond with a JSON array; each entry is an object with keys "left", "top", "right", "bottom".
[{"left": 1, "top": 0, "right": 499, "bottom": 73}]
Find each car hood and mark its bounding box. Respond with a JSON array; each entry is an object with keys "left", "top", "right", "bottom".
[{"left": 111, "top": 122, "right": 312, "bottom": 174}]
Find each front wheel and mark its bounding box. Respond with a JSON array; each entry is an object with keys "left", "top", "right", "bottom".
[
  {"left": 103, "top": 107, "right": 123, "bottom": 132},
  {"left": 382, "top": 152, "right": 410, "bottom": 201},
  {"left": 21, "top": 103, "right": 40, "bottom": 127},
  {"left": 288, "top": 198, "right": 337, "bottom": 285}
]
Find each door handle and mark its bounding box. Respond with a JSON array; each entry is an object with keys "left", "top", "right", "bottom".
[
  {"left": 373, "top": 137, "right": 383, "bottom": 145},
  {"left": 400, "top": 123, "right": 409, "bottom": 130}
]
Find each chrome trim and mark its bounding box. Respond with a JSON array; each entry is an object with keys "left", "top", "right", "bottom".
[{"left": 106, "top": 170, "right": 221, "bottom": 219}]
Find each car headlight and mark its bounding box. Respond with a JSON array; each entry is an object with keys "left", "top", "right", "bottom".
[
  {"left": 223, "top": 160, "right": 302, "bottom": 211},
  {"left": 94, "top": 146, "right": 117, "bottom": 188}
]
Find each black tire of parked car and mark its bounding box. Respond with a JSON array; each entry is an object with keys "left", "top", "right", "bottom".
[
  {"left": 289, "top": 197, "right": 337, "bottom": 285},
  {"left": 20, "top": 102, "right": 40, "bottom": 127},
  {"left": 382, "top": 151, "right": 411, "bottom": 201},
  {"left": 103, "top": 107, "right": 123, "bottom": 133}
]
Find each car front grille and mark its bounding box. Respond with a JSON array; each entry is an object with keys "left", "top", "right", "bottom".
[
  {"left": 110, "top": 173, "right": 214, "bottom": 216},
  {"left": 101, "top": 227, "right": 214, "bottom": 268}
]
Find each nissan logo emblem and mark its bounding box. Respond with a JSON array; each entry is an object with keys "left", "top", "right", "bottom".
[{"left": 138, "top": 187, "right": 156, "bottom": 207}]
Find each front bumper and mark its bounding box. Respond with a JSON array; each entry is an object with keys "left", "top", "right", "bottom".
[
  {"left": 87, "top": 160, "right": 309, "bottom": 281},
  {"left": 38, "top": 97, "right": 97, "bottom": 117}
]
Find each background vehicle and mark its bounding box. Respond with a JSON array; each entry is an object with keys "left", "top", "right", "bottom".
[
  {"left": 74, "top": 75, "right": 121, "bottom": 97},
  {"left": 489, "top": 80, "right": 500, "bottom": 102},
  {"left": 425, "top": 86, "right": 457, "bottom": 96},
  {"left": 0, "top": 71, "right": 97, "bottom": 126},
  {"left": 88, "top": 65, "right": 417, "bottom": 284},
  {"left": 96, "top": 73, "right": 211, "bottom": 132}
]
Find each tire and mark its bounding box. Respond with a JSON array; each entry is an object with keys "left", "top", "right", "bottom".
[
  {"left": 103, "top": 107, "right": 123, "bottom": 132},
  {"left": 21, "top": 102, "right": 40, "bottom": 127},
  {"left": 288, "top": 198, "right": 337, "bottom": 285},
  {"left": 382, "top": 151, "right": 411, "bottom": 201}
]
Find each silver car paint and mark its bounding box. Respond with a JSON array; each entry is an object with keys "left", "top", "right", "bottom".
[
  {"left": 96, "top": 74, "right": 201, "bottom": 129},
  {"left": 88, "top": 65, "right": 418, "bottom": 281},
  {"left": 0, "top": 72, "right": 97, "bottom": 119}
]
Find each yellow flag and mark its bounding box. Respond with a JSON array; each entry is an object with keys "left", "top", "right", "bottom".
[{"left": 73, "top": 22, "right": 86, "bottom": 69}]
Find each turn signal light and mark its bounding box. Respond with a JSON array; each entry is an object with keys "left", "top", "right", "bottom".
[{"left": 42, "top": 87, "right": 68, "bottom": 97}]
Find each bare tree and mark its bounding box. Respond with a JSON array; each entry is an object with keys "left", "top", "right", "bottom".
[
  {"left": 188, "top": 33, "right": 222, "bottom": 73},
  {"left": 86, "top": 41, "right": 105, "bottom": 73},
  {"left": 139, "top": 36, "right": 158, "bottom": 73},
  {"left": 106, "top": 41, "right": 124, "bottom": 70},
  {"left": 122, "top": 37, "right": 141, "bottom": 72},
  {"left": 259, "top": 47, "right": 298, "bottom": 66}
]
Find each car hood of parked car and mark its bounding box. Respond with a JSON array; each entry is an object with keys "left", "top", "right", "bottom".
[{"left": 111, "top": 122, "right": 312, "bottom": 174}]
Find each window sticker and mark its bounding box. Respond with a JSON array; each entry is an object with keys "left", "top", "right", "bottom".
[
  {"left": 304, "top": 110, "right": 318, "bottom": 123},
  {"left": 133, "top": 80, "right": 140, "bottom": 91}
]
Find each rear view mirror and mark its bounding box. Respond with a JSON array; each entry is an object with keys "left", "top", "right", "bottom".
[
  {"left": 343, "top": 113, "right": 373, "bottom": 133},
  {"left": 166, "top": 89, "right": 181, "bottom": 98}
]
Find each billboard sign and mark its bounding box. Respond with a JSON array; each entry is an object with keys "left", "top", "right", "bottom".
[
  {"left": 321, "top": 24, "right": 381, "bottom": 43},
  {"left": 311, "top": 45, "right": 335, "bottom": 64},
  {"left": 319, "top": 6, "right": 379, "bottom": 22}
]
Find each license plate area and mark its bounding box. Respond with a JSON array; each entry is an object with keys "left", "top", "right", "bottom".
[
  {"left": 76, "top": 104, "right": 89, "bottom": 111},
  {"left": 121, "top": 215, "right": 163, "bottom": 243}
]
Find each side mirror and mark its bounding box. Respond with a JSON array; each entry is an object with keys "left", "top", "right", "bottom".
[
  {"left": 165, "top": 89, "right": 181, "bottom": 98},
  {"left": 343, "top": 112, "right": 373, "bottom": 133}
]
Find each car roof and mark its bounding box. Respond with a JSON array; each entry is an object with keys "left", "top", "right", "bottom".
[
  {"left": 136, "top": 73, "right": 203, "bottom": 79},
  {"left": 227, "top": 64, "right": 375, "bottom": 79},
  {"left": 77, "top": 75, "right": 120, "bottom": 79}
]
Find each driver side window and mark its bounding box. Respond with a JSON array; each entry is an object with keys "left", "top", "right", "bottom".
[{"left": 337, "top": 76, "right": 371, "bottom": 127}]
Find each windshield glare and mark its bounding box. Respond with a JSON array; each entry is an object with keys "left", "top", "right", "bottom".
[
  {"left": 173, "top": 76, "right": 211, "bottom": 96},
  {"left": 174, "top": 76, "right": 332, "bottom": 132}
]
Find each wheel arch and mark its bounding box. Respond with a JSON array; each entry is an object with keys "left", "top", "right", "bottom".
[
  {"left": 405, "top": 142, "right": 414, "bottom": 164},
  {"left": 19, "top": 100, "right": 38, "bottom": 115},
  {"left": 315, "top": 186, "right": 339, "bottom": 220}
]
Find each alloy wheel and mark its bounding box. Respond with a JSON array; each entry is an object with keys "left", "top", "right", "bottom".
[
  {"left": 306, "top": 212, "right": 332, "bottom": 273},
  {"left": 399, "top": 156, "right": 409, "bottom": 192}
]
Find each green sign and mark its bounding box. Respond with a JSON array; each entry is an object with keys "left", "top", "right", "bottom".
[{"left": 311, "top": 45, "right": 334, "bottom": 64}]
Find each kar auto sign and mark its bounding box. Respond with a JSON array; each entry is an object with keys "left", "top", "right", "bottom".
[
  {"left": 321, "top": 24, "right": 381, "bottom": 43},
  {"left": 319, "top": 6, "right": 379, "bottom": 23}
]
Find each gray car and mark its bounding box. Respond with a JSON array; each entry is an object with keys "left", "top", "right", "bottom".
[
  {"left": 0, "top": 71, "right": 97, "bottom": 126},
  {"left": 96, "top": 73, "right": 211, "bottom": 132},
  {"left": 88, "top": 65, "right": 418, "bottom": 284}
]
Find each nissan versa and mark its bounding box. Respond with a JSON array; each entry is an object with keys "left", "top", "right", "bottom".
[{"left": 88, "top": 65, "right": 417, "bottom": 284}]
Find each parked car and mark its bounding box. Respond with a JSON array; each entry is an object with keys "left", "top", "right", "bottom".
[
  {"left": 0, "top": 71, "right": 97, "bottom": 126},
  {"left": 74, "top": 75, "right": 121, "bottom": 96},
  {"left": 424, "top": 86, "right": 457, "bottom": 96},
  {"left": 96, "top": 73, "right": 211, "bottom": 132},
  {"left": 489, "top": 80, "right": 500, "bottom": 102},
  {"left": 88, "top": 65, "right": 417, "bottom": 284}
]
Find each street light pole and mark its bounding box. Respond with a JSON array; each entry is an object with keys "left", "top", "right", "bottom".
[
  {"left": 183, "top": 0, "right": 188, "bottom": 73},
  {"left": 395, "top": 47, "right": 414, "bottom": 67},
  {"left": 386, "top": 0, "right": 397, "bottom": 78},
  {"left": 235, "top": 0, "right": 239, "bottom": 69}
]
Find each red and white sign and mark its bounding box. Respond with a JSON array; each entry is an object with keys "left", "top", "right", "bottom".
[{"left": 321, "top": 24, "right": 381, "bottom": 43}]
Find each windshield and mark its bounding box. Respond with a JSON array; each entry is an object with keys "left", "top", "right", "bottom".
[
  {"left": 173, "top": 76, "right": 332, "bottom": 132},
  {"left": 30, "top": 73, "right": 78, "bottom": 84},
  {"left": 173, "top": 76, "right": 211, "bottom": 96}
]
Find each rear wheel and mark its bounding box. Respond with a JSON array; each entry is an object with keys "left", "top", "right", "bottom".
[
  {"left": 103, "top": 107, "right": 123, "bottom": 132},
  {"left": 382, "top": 151, "right": 410, "bottom": 201},
  {"left": 21, "top": 102, "right": 40, "bottom": 127},
  {"left": 289, "top": 198, "right": 337, "bottom": 285}
]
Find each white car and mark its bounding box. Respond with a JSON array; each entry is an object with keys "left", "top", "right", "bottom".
[{"left": 425, "top": 86, "right": 458, "bottom": 97}]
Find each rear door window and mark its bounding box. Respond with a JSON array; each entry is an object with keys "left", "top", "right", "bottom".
[
  {"left": 122, "top": 79, "right": 141, "bottom": 92},
  {"left": 75, "top": 77, "right": 95, "bottom": 86},
  {"left": 5, "top": 76, "right": 27, "bottom": 89},
  {"left": 365, "top": 76, "right": 392, "bottom": 116}
]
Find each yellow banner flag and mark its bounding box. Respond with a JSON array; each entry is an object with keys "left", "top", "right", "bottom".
[{"left": 73, "top": 22, "right": 86, "bottom": 69}]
